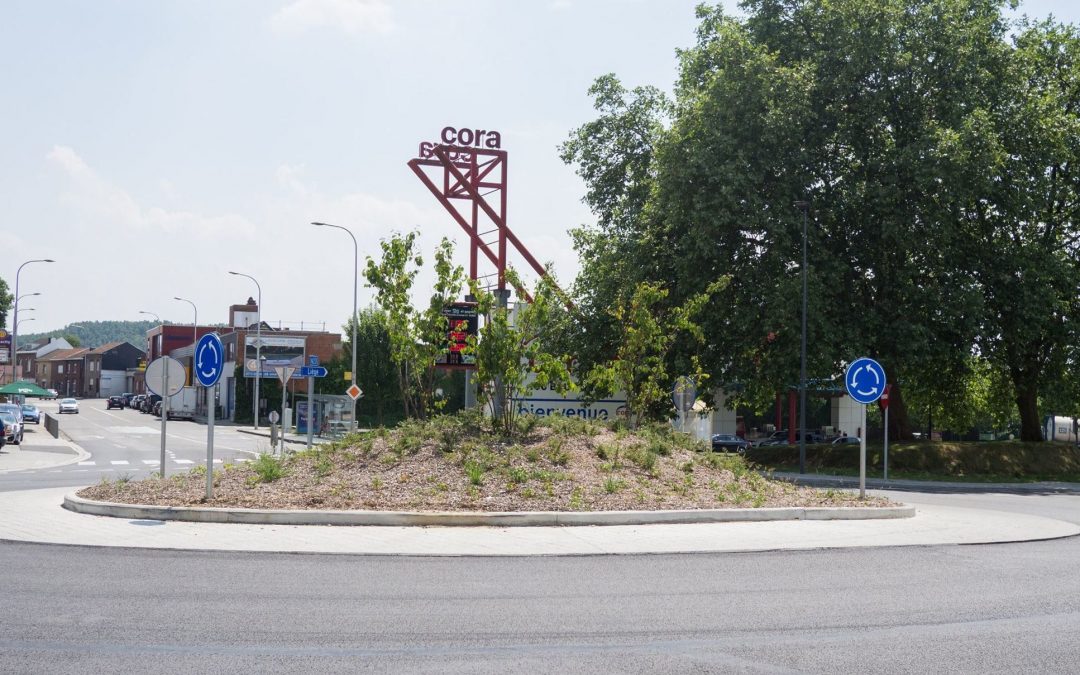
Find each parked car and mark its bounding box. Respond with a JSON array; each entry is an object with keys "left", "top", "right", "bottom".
[
  {"left": 121, "top": 392, "right": 135, "bottom": 407},
  {"left": 832, "top": 436, "right": 861, "bottom": 445},
  {"left": 20, "top": 404, "right": 41, "bottom": 424},
  {"left": 711, "top": 433, "right": 751, "bottom": 454},
  {"left": 106, "top": 395, "right": 125, "bottom": 410},
  {"left": 130, "top": 394, "right": 145, "bottom": 411},
  {"left": 58, "top": 398, "right": 80, "bottom": 414},
  {"left": 152, "top": 400, "right": 163, "bottom": 417},
  {"left": 44, "top": 389, "right": 59, "bottom": 400},
  {"left": 0, "top": 402, "right": 23, "bottom": 424},
  {"left": 0, "top": 411, "right": 23, "bottom": 445},
  {"left": 141, "top": 394, "right": 161, "bottom": 413},
  {"left": 754, "top": 430, "right": 789, "bottom": 447}
]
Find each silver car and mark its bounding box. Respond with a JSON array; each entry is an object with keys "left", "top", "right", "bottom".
[
  {"left": 58, "top": 398, "right": 80, "bottom": 414},
  {"left": 0, "top": 411, "right": 23, "bottom": 445}
]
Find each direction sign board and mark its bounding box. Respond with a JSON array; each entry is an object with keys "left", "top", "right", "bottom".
[
  {"left": 845, "top": 357, "right": 887, "bottom": 404},
  {"left": 195, "top": 333, "right": 224, "bottom": 388},
  {"left": 308, "top": 355, "right": 319, "bottom": 367},
  {"left": 300, "top": 366, "right": 328, "bottom": 378},
  {"left": 145, "top": 356, "right": 186, "bottom": 397}
]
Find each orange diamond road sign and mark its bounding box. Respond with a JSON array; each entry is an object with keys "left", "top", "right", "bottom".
[{"left": 346, "top": 384, "right": 363, "bottom": 401}]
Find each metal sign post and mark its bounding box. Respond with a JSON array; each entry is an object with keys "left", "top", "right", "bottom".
[
  {"left": 880, "top": 384, "right": 892, "bottom": 482},
  {"left": 196, "top": 333, "right": 224, "bottom": 500},
  {"left": 145, "top": 356, "right": 186, "bottom": 479},
  {"left": 274, "top": 365, "right": 296, "bottom": 455},
  {"left": 845, "top": 357, "right": 887, "bottom": 499}
]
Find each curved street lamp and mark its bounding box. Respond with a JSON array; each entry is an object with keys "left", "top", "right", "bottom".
[
  {"left": 229, "top": 271, "right": 262, "bottom": 429},
  {"left": 174, "top": 297, "right": 198, "bottom": 348},
  {"left": 312, "top": 221, "right": 359, "bottom": 431},
  {"left": 12, "top": 259, "right": 55, "bottom": 375}
]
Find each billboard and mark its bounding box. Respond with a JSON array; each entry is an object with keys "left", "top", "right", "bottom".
[
  {"left": 244, "top": 335, "right": 306, "bottom": 379},
  {"left": 435, "top": 302, "right": 478, "bottom": 367},
  {"left": 0, "top": 330, "right": 10, "bottom": 364}
]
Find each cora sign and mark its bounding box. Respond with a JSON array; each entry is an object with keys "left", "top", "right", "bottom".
[{"left": 417, "top": 125, "right": 503, "bottom": 161}]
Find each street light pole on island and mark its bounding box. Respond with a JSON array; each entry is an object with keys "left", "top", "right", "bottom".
[
  {"left": 229, "top": 271, "right": 262, "bottom": 430},
  {"left": 312, "top": 221, "right": 359, "bottom": 432},
  {"left": 795, "top": 200, "right": 810, "bottom": 475}
]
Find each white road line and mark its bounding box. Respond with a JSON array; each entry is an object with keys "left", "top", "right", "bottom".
[
  {"left": 142, "top": 460, "right": 157, "bottom": 465},
  {"left": 110, "top": 460, "right": 130, "bottom": 465},
  {"left": 174, "top": 459, "right": 194, "bottom": 465},
  {"left": 78, "top": 461, "right": 95, "bottom": 466}
]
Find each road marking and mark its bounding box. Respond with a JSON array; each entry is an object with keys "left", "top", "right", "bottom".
[
  {"left": 142, "top": 460, "right": 158, "bottom": 465},
  {"left": 175, "top": 459, "right": 194, "bottom": 465},
  {"left": 78, "top": 461, "right": 95, "bottom": 466},
  {"left": 110, "top": 460, "right": 130, "bottom": 465}
]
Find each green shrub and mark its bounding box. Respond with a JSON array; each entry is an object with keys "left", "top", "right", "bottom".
[
  {"left": 250, "top": 453, "right": 286, "bottom": 483},
  {"left": 464, "top": 460, "right": 486, "bottom": 486}
]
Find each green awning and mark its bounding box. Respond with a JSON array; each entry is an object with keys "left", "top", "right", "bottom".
[{"left": 0, "top": 381, "right": 52, "bottom": 397}]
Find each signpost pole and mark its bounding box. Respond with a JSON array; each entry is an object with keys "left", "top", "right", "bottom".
[
  {"left": 306, "top": 375, "right": 314, "bottom": 449},
  {"left": 859, "top": 404, "right": 866, "bottom": 499},
  {"left": 883, "top": 404, "right": 890, "bottom": 482},
  {"left": 206, "top": 385, "right": 215, "bottom": 499},
  {"left": 160, "top": 364, "right": 168, "bottom": 478}
]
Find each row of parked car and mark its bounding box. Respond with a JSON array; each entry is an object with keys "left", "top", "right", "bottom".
[
  {"left": 108, "top": 393, "right": 163, "bottom": 415},
  {"left": 0, "top": 401, "right": 43, "bottom": 447},
  {"left": 710, "top": 430, "right": 863, "bottom": 454}
]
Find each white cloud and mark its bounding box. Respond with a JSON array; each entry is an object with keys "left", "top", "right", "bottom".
[
  {"left": 269, "top": 0, "right": 394, "bottom": 36},
  {"left": 47, "top": 145, "right": 258, "bottom": 240}
]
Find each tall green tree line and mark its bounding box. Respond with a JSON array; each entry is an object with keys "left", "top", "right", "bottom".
[{"left": 562, "top": 0, "right": 1080, "bottom": 441}]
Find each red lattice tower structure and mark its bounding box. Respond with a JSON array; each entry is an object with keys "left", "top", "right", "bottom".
[{"left": 408, "top": 126, "right": 555, "bottom": 301}]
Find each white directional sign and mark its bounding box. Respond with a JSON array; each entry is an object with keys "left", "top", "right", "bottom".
[
  {"left": 195, "top": 333, "right": 224, "bottom": 388},
  {"left": 845, "top": 357, "right": 886, "bottom": 405},
  {"left": 145, "top": 356, "right": 186, "bottom": 397}
]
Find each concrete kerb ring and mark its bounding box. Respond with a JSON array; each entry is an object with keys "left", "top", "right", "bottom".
[{"left": 63, "top": 491, "right": 916, "bottom": 527}]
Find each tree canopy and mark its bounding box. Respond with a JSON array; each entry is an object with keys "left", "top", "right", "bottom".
[{"left": 562, "top": 0, "right": 1080, "bottom": 440}]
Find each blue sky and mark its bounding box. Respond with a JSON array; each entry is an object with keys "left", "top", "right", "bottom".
[{"left": 3, "top": 0, "right": 1078, "bottom": 335}]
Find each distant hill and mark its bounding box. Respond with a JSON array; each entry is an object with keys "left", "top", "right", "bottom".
[{"left": 20, "top": 320, "right": 157, "bottom": 350}]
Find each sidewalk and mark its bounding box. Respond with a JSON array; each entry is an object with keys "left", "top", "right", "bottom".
[
  {"left": 0, "top": 487, "right": 1075, "bottom": 555},
  {"left": 0, "top": 426, "right": 88, "bottom": 473},
  {"left": 773, "top": 471, "right": 1080, "bottom": 495},
  {"left": 2, "top": 429, "right": 1077, "bottom": 556},
  {"left": 235, "top": 425, "right": 362, "bottom": 448}
]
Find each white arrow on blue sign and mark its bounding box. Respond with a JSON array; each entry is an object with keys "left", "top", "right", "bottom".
[
  {"left": 845, "top": 357, "right": 886, "bottom": 404},
  {"left": 195, "top": 333, "right": 225, "bottom": 388},
  {"left": 300, "top": 366, "right": 328, "bottom": 378}
]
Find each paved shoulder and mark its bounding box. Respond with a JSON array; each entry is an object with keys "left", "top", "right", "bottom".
[{"left": 0, "top": 488, "right": 1075, "bottom": 556}]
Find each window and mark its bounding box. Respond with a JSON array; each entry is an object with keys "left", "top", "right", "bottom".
[{"left": 58, "top": 365, "right": 64, "bottom": 374}]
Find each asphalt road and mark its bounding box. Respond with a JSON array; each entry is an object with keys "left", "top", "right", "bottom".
[
  {"left": 1, "top": 400, "right": 1078, "bottom": 672},
  {"left": 0, "top": 398, "right": 269, "bottom": 492}
]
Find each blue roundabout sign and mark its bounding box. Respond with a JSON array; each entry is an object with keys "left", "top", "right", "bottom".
[
  {"left": 845, "top": 357, "right": 887, "bottom": 405},
  {"left": 195, "top": 333, "right": 225, "bottom": 388}
]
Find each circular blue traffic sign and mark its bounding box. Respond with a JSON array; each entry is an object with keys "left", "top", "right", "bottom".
[
  {"left": 845, "top": 357, "right": 887, "bottom": 404},
  {"left": 195, "top": 333, "right": 224, "bottom": 388}
]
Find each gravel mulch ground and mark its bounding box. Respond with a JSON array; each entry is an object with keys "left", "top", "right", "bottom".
[{"left": 78, "top": 416, "right": 893, "bottom": 512}]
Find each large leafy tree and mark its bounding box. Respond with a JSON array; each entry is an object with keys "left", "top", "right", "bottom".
[
  {"left": 959, "top": 19, "right": 1080, "bottom": 439},
  {"left": 565, "top": 0, "right": 1078, "bottom": 441}
]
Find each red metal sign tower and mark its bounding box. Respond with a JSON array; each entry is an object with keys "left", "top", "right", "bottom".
[{"left": 408, "top": 126, "right": 552, "bottom": 299}]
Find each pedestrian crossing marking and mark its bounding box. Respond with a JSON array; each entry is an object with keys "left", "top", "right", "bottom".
[{"left": 110, "top": 460, "right": 130, "bottom": 465}]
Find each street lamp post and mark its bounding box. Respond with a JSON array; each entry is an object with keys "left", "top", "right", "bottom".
[
  {"left": 174, "top": 297, "right": 197, "bottom": 389},
  {"left": 312, "top": 221, "right": 359, "bottom": 432},
  {"left": 795, "top": 200, "right": 810, "bottom": 475},
  {"left": 229, "top": 272, "right": 262, "bottom": 429},
  {"left": 12, "top": 259, "right": 54, "bottom": 380}
]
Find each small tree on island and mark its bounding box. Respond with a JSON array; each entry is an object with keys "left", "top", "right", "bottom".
[
  {"left": 467, "top": 269, "right": 575, "bottom": 435},
  {"left": 584, "top": 279, "right": 727, "bottom": 428},
  {"left": 364, "top": 232, "right": 465, "bottom": 420}
]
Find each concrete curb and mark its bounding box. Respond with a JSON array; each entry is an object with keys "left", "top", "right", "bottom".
[
  {"left": 235, "top": 427, "right": 312, "bottom": 446},
  {"left": 62, "top": 491, "right": 916, "bottom": 527}
]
